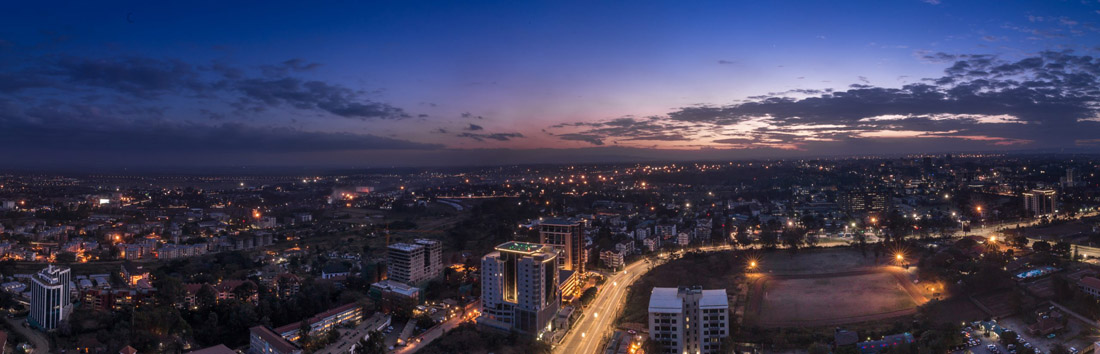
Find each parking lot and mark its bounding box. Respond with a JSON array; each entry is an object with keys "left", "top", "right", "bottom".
[{"left": 953, "top": 327, "right": 1008, "bottom": 354}]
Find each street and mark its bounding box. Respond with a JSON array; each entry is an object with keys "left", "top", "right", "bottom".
[
  {"left": 554, "top": 258, "right": 655, "bottom": 354},
  {"left": 389, "top": 300, "right": 480, "bottom": 354},
  {"left": 3, "top": 316, "right": 50, "bottom": 354}
]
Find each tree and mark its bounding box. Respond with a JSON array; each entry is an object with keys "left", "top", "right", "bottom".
[
  {"left": 781, "top": 228, "right": 805, "bottom": 252},
  {"left": 1033, "top": 241, "right": 1052, "bottom": 253},
  {"left": 1052, "top": 242, "right": 1071, "bottom": 258},
  {"left": 805, "top": 233, "right": 819, "bottom": 248},
  {"left": 355, "top": 331, "right": 386, "bottom": 354},
  {"left": 55, "top": 251, "right": 77, "bottom": 263},
  {"left": 196, "top": 284, "right": 218, "bottom": 309},
  {"left": 298, "top": 320, "right": 313, "bottom": 349},
  {"left": 1010, "top": 234, "right": 1029, "bottom": 248},
  {"left": 999, "top": 331, "right": 1019, "bottom": 346},
  {"left": 734, "top": 228, "right": 753, "bottom": 249},
  {"left": 579, "top": 287, "right": 598, "bottom": 306},
  {"left": 759, "top": 229, "right": 779, "bottom": 249},
  {"left": 154, "top": 276, "right": 185, "bottom": 306},
  {"left": 807, "top": 343, "right": 830, "bottom": 354}
]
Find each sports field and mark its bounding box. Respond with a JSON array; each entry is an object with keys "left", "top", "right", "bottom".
[{"left": 751, "top": 271, "right": 920, "bottom": 327}]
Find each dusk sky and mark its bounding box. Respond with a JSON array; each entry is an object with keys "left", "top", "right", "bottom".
[{"left": 3, "top": 1, "right": 1100, "bottom": 169}]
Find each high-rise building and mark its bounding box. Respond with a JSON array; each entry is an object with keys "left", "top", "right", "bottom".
[
  {"left": 386, "top": 239, "right": 443, "bottom": 286},
  {"left": 1023, "top": 189, "right": 1057, "bottom": 217},
  {"left": 838, "top": 190, "right": 887, "bottom": 214},
  {"left": 479, "top": 242, "right": 560, "bottom": 338},
  {"left": 29, "top": 265, "right": 71, "bottom": 330},
  {"left": 539, "top": 218, "right": 585, "bottom": 275},
  {"left": 1062, "top": 168, "right": 1077, "bottom": 188},
  {"left": 648, "top": 286, "right": 729, "bottom": 354}
]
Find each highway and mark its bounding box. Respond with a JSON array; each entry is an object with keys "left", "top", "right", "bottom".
[
  {"left": 550, "top": 213, "right": 1098, "bottom": 354},
  {"left": 554, "top": 258, "right": 655, "bottom": 354}
]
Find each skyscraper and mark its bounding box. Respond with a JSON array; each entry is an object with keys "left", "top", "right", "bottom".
[
  {"left": 539, "top": 218, "right": 585, "bottom": 275},
  {"left": 479, "top": 241, "right": 560, "bottom": 338},
  {"left": 29, "top": 265, "right": 71, "bottom": 330},
  {"left": 648, "top": 286, "right": 729, "bottom": 354},
  {"left": 1023, "top": 189, "right": 1057, "bottom": 217},
  {"left": 386, "top": 239, "right": 443, "bottom": 286}
]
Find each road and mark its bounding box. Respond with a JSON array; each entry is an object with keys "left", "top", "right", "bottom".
[
  {"left": 390, "top": 300, "right": 479, "bottom": 354},
  {"left": 3, "top": 316, "right": 50, "bottom": 354},
  {"left": 554, "top": 258, "right": 655, "bottom": 354},
  {"left": 550, "top": 213, "right": 1098, "bottom": 354}
]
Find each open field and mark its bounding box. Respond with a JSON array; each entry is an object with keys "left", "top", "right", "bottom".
[
  {"left": 756, "top": 247, "right": 878, "bottom": 275},
  {"left": 749, "top": 271, "right": 920, "bottom": 327},
  {"left": 617, "top": 251, "right": 744, "bottom": 325}
]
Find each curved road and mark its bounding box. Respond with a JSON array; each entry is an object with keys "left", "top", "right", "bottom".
[
  {"left": 554, "top": 257, "right": 657, "bottom": 354},
  {"left": 4, "top": 317, "right": 50, "bottom": 354}
]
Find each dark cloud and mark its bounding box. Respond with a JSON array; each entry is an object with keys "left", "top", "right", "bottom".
[
  {"left": 0, "top": 106, "right": 440, "bottom": 153},
  {"left": 53, "top": 56, "right": 206, "bottom": 98},
  {"left": 461, "top": 112, "right": 484, "bottom": 119},
  {"left": 456, "top": 132, "right": 524, "bottom": 142},
  {"left": 549, "top": 51, "right": 1100, "bottom": 150},
  {"left": 0, "top": 56, "right": 411, "bottom": 121},
  {"left": 466, "top": 123, "right": 484, "bottom": 131},
  {"left": 556, "top": 133, "right": 605, "bottom": 145},
  {"left": 234, "top": 78, "right": 408, "bottom": 119},
  {"left": 717, "top": 59, "right": 736, "bottom": 65},
  {"left": 260, "top": 58, "right": 323, "bottom": 77}
]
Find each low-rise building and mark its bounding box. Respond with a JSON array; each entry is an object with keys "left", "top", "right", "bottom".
[
  {"left": 856, "top": 332, "right": 914, "bottom": 354},
  {"left": 249, "top": 326, "right": 301, "bottom": 354},
  {"left": 274, "top": 303, "right": 362, "bottom": 343},
  {"left": 369, "top": 280, "right": 421, "bottom": 313}
]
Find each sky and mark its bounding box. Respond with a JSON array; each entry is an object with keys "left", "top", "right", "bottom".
[{"left": 2, "top": 0, "right": 1100, "bottom": 169}]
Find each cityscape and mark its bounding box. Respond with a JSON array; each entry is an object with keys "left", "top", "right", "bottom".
[{"left": 3, "top": 1, "right": 1100, "bottom": 354}]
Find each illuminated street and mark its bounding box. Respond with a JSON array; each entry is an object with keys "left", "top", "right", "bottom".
[{"left": 555, "top": 258, "right": 655, "bottom": 354}]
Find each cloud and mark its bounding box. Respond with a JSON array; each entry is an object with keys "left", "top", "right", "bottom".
[
  {"left": 556, "top": 133, "right": 605, "bottom": 145},
  {"left": 456, "top": 132, "right": 524, "bottom": 142},
  {"left": 547, "top": 51, "right": 1100, "bottom": 151},
  {"left": 0, "top": 55, "right": 412, "bottom": 121},
  {"left": 260, "top": 58, "right": 322, "bottom": 77},
  {"left": 0, "top": 106, "right": 440, "bottom": 153},
  {"left": 54, "top": 56, "right": 207, "bottom": 98},
  {"left": 465, "top": 123, "right": 484, "bottom": 131},
  {"left": 717, "top": 60, "right": 737, "bottom": 65},
  {"left": 921, "top": 0, "right": 940, "bottom": 4},
  {"left": 234, "top": 78, "right": 408, "bottom": 119}
]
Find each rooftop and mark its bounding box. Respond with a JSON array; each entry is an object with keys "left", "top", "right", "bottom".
[
  {"left": 648, "top": 287, "right": 683, "bottom": 313},
  {"left": 495, "top": 241, "right": 549, "bottom": 255},
  {"left": 698, "top": 289, "right": 729, "bottom": 308},
  {"left": 185, "top": 344, "right": 236, "bottom": 354},
  {"left": 250, "top": 326, "right": 300, "bottom": 353},
  {"left": 541, "top": 218, "right": 580, "bottom": 226},
  {"left": 388, "top": 242, "right": 423, "bottom": 252}
]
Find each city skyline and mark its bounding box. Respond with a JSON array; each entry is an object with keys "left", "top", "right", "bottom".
[{"left": 2, "top": 1, "right": 1100, "bottom": 168}]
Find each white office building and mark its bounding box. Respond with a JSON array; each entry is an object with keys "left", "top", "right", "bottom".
[
  {"left": 386, "top": 239, "right": 443, "bottom": 286},
  {"left": 648, "top": 286, "right": 729, "bottom": 354},
  {"left": 479, "top": 241, "right": 560, "bottom": 338},
  {"left": 29, "top": 265, "right": 71, "bottom": 330}
]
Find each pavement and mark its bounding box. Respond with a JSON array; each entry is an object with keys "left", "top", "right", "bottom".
[
  {"left": 390, "top": 301, "right": 479, "bottom": 354},
  {"left": 554, "top": 258, "right": 656, "bottom": 354},
  {"left": 3, "top": 316, "right": 50, "bottom": 354},
  {"left": 952, "top": 327, "right": 1009, "bottom": 354},
  {"left": 316, "top": 313, "right": 392, "bottom": 354}
]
